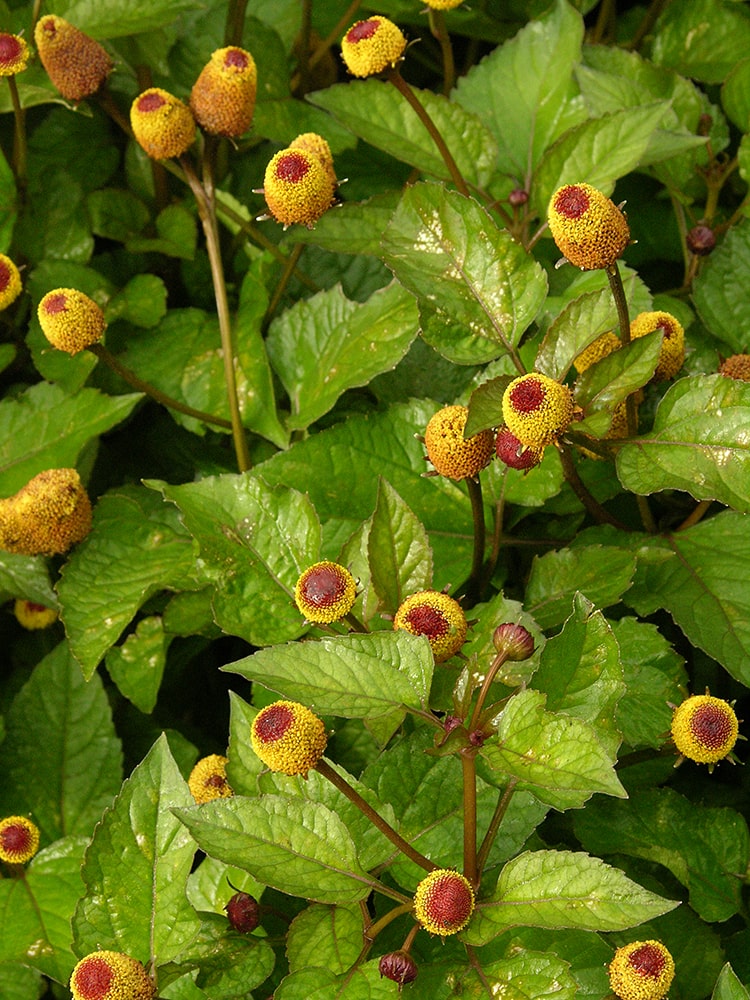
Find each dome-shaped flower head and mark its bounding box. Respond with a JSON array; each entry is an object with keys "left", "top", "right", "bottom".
[
  {"left": 130, "top": 88, "right": 196, "bottom": 160},
  {"left": 670, "top": 693, "right": 739, "bottom": 767},
  {"left": 0, "top": 33, "right": 29, "bottom": 76},
  {"left": 629, "top": 311, "right": 685, "bottom": 381},
  {"left": 0, "top": 468, "right": 92, "bottom": 556},
  {"left": 424, "top": 0, "right": 465, "bottom": 8},
  {"left": 341, "top": 17, "right": 407, "bottom": 77},
  {"left": 188, "top": 754, "right": 233, "bottom": 804},
  {"left": 190, "top": 46, "right": 257, "bottom": 138},
  {"left": 38, "top": 288, "right": 106, "bottom": 355},
  {"left": 262, "top": 147, "right": 336, "bottom": 229},
  {"left": 608, "top": 941, "right": 675, "bottom": 1000},
  {"left": 548, "top": 183, "right": 630, "bottom": 270},
  {"left": 13, "top": 599, "right": 59, "bottom": 630},
  {"left": 0, "top": 816, "right": 40, "bottom": 864},
  {"left": 294, "top": 561, "right": 357, "bottom": 624},
  {"left": 289, "top": 132, "right": 337, "bottom": 186},
  {"left": 70, "top": 951, "right": 155, "bottom": 1000},
  {"left": 502, "top": 373, "right": 574, "bottom": 450},
  {"left": 34, "top": 15, "right": 112, "bottom": 101},
  {"left": 719, "top": 354, "right": 750, "bottom": 382},
  {"left": 379, "top": 950, "right": 418, "bottom": 987},
  {"left": 413, "top": 869, "right": 474, "bottom": 936},
  {"left": 393, "top": 591, "right": 467, "bottom": 663},
  {"left": 0, "top": 254, "right": 22, "bottom": 310},
  {"left": 251, "top": 700, "right": 327, "bottom": 776},
  {"left": 225, "top": 891, "right": 261, "bottom": 932},
  {"left": 573, "top": 331, "right": 621, "bottom": 374},
  {"left": 424, "top": 405, "right": 494, "bottom": 480},
  {"left": 495, "top": 426, "right": 543, "bottom": 471}
]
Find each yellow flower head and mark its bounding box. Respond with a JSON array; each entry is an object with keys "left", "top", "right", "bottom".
[
  {"left": 573, "top": 331, "right": 621, "bottom": 374},
  {"left": 0, "top": 816, "right": 40, "bottom": 864},
  {"left": 414, "top": 869, "right": 475, "bottom": 936},
  {"left": 670, "top": 693, "right": 739, "bottom": 766},
  {"left": 190, "top": 46, "right": 257, "bottom": 138},
  {"left": 629, "top": 311, "right": 685, "bottom": 381},
  {"left": 393, "top": 591, "right": 467, "bottom": 663},
  {"left": 719, "top": 354, "right": 750, "bottom": 381},
  {"left": 424, "top": 405, "right": 494, "bottom": 480},
  {"left": 548, "top": 183, "right": 630, "bottom": 270},
  {"left": 289, "top": 132, "right": 337, "bottom": 186},
  {"left": 341, "top": 17, "right": 407, "bottom": 78},
  {"left": 0, "top": 468, "right": 93, "bottom": 557},
  {"left": 495, "top": 426, "right": 543, "bottom": 470},
  {"left": 294, "top": 561, "right": 357, "bottom": 624},
  {"left": 263, "top": 148, "right": 336, "bottom": 229},
  {"left": 502, "top": 373, "right": 574, "bottom": 449},
  {"left": 0, "top": 33, "right": 29, "bottom": 76},
  {"left": 188, "top": 754, "right": 233, "bottom": 804},
  {"left": 424, "top": 0, "right": 465, "bottom": 7},
  {"left": 34, "top": 15, "right": 112, "bottom": 101},
  {"left": 0, "top": 254, "right": 22, "bottom": 310},
  {"left": 38, "top": 287, "right": 106, "bottom": 354},
  {"left": 70, "top": 951, "right": 156, "bottom": 1000},
  {"left": 130, "top": 88, "right": 196, "bottom": 160},
  {"left": 608, "top": 941, "right": 675, "bottom": 1000},
  {"left": 13, "top": 600, "right": 59, "bottom": 630},
  {"left": 251, "top": 700, "right": 327, "bottom": 776}
]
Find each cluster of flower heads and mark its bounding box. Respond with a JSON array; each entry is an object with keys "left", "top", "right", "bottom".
[
  {"left": 70, "top": 950, "right": 155, "bottom": 1000},
  {"left": 0, "top": 468, "right": 92, "bottom": 556}
]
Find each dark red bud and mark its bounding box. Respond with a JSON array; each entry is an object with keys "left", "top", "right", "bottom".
[
  {"left": 379, "top": 950, "right": 418, "bottom": 988},
  {"left": 225, "top": 891, "right": 261, "bottom": 932},
  {"left": 687, "top": 224, "right": 716, "bottom": 256},
  {"left": 508, "top": 188, "right": 529, "bottom": 207},
  {"left": 468, "top": 729, "right": 485, "bottom": 747},
  {"left": 493, "top": 623, "right": 535, "bottom": 661},
  {"left": 443, "top": 714, "right": 462, "bottom": 734}
]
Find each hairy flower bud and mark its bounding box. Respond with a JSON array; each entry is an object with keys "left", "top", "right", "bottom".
[
  {"left": 38, "top": 288, "right": 106, "bottom": 354},
  {"left": 629, "top": 311, "right": 684, "bottom": 381},
  {"left": 34, "top": 15, "right": 112, "bottom": 101},
  {"left": 493, "top": 622, "right": 535, "bottom": 661},
  {"left": 608, "top": 941, "right": 675, "bottom": 1000},
  {"left": 341, "top": 17, "right": 407, "bottom": 77},
  {"left": 262, "top": 148, "right": 336, "bottom": 228},
  {"left": 0, "top": 468, "right": 92, "bottom": 557},
  {"left": 670, "top": 693, "right": 739, "bottom": 766},
  {"left": 190, "top": 46, "right": 257, "bottom": 137},
  {"left": 413, "top": 869, "right": 474, "bottom": 936},
  {"left": 495, "top": 427, "right": 543, "bottom": 470},
  {"left": 0, "top": 816, "right": 40, "bottom": 864},
  {"left": 424, "top": 405, "right": 494, "bottom": 480},
  {"left": 251, "top": 700, "right": 327, "bottom": 776},
  {"left": 70, "top": 951, "right": 155, "bottom": 1000},
  {"left": 379, "top": 950, "right": 418, "bottom": 987},
  {"left": 225, "top": 891, "right": 261, "bottom": 932},
  {"left": 188, "top": 754, "right": 233, "bottom": 804},
  {"left": 508, "top": 188, "right": 529, "bottom": 208},
  {"left": 13, "top": 600, "right": 59, "bottom": 630},
  {"left": 0, "top": 33, "right": 29, "bottom": 76},
  {"left": 0, "top": 254, "right": 22, "bottom": 310},
  {"left": 719, "top": 354, "right": 750, "bottom": 381},
  {"left": 573, "top": 331, "right": 621, "bottom": 374},
  {"left": 393, "top": 591, "right": 467, "bottom": 663},
  {"left": 686, "top": 224, "right": 715, "bottom": 256},
  {"left": 294, "top": 561, "right": 357, "bottom": 624},
  {"left": 130, "top": 88, "right": 196, "bottom": 160},
  {"left": 502, "top": 373, "right": 574, "bottom": 449},
  {"left": 548, "top": 183, "right": 630, "bottom": 270}
]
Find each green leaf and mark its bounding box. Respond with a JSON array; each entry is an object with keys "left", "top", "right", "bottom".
[
  {"left": 574, "top": 787, "right": 750, "bottom": 922},
  {"left": 52, "top": 0, "right": 207, "bottom": 37},
  {"left": 153, "top": 474, "right": 319, "bottom": 646},
  {"left": 0, "top": 552, "right": 57, "bottom": 607},
  {"left": 252, "top": 98, "right": 357, "bottom": 152},
  {"left": 713, "top": 965, "right": 750, "bottom": 1000},
  {"left": 693, "top": 220, "right": 750, "bottom": 353},
  {"left": 87, "top": 188, "right": 150, "bottom": 242},
  {"left": 285, "top": 192, "right": 401, "bottom": 256},
  {"left": 536, "top": 286, "right": 622, "bottom": 381},
  {"left": 367, "top": 479, "right": 433, "bottom": 616},
  {"left": 287, "top": 904, "right": 364, "bottom": 974},
  {"left": 174, "top": 796, "right": 377, "bottom": 905},
  {"left": 525, "top": 547, "right": 636, "bottom": 629},
  {"left": 73, "top": 734, "right": 201, "bottom": 964},
  {"left": 167, "top": 914, "right": 275, "bottom": 999},
  {"left": 308, "top": 80, "right": 497, "bottom": 189},
  {"left": 722, "top": 58, "right": 750, "bottom": 131},
  {"left": 106, "top": 273, "right": 167, "bottom": 328},
  {"left": 480, "top": 689, "right": 626, "bottom": 810},
  {"left": 266, "top": 283, "right": 418, "bottom": 432},
  {"left": 126, "top": 203, "right": 197, "bottom": 259},
  {"left": 0, "top": 383, "right": 141, "bottom": 496},
  {"left": 105, "top": 615, "right": 170, "bottom": 714},
  {"left": 0, "top": 643, "right": 122, "bottom": 842},
  {"left": 275, "top": 961, "right": 395, "bottom": 1000},
  {"left": 615, "top": 374, "right": 750, "bottom": 512},
  {"left": 0, "top": 151, "right": 17, "bottom": 251},
  {"left": 574, "top": 332, "right": 662, "bottom": 434},
  {"left": 381, "top": 184, "right": 547, "bottom": 364},
  {"left": 463, "top": 849, "right": 678, "bottom": 945},
  {"left": 466, "top": 374, "right": 513, "bottom": 436},
  {"left": 649, "top": 0, "right": 750, "bottom": 84},
  {"left": 0, "top": 964, "right": 43, "bottom": 1000},
  {"left": 58, "top": 486, "right": 199, "bottom": 680}
]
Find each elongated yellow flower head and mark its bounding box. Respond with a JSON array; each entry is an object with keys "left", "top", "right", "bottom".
[
  {"left": 629, "top": 311, "right": 685, "bottom": 381},
  {"left": 573, "top": 331, "right": 621, "bottom": 374},
  {"left": 424, "top": 405, "right": 494, "bottom": 480},
  {"left": 188, "top": 754, "right": 233, "bottom": 804},
  {"left": 414, "top": 869, "right": 475, "bottom": 936},
  {"left": 70, "top": 951, "right": 156, "bottom": 1000},
  {"left": 424, "top": 0, "right": 465, "bottom": 7},
  {"left": 393, "top": 591, "right": 467, "bottom": 663},
  {"left": 0, "top": 816, "right": 40, "bottom": 864},
  {"left": 13, "top": 600, "right": 59, "bottom": 630},
  {"left": 34, "top": 15, "right": 112, "bottom": 101},
  {"left": 502, "top": 373, "right": 574, "bottom": 449},
  {"left": 38, "top": 288, "right": 106, "bottom": 354},
  {"left": 130, "top": 88, "right": 196, "bottom": 160},
  {"left": 0, "top": 33, "right": 29, "bottom": 76},
  {"left": 0, "top": 468, "right": 92, "bottom": 556},
  {"left": 719, "top": 354, "right": 750, "bottom": 381},
  {"left": 0, "top": 254, "right": 22, "bottom": 310},
  {"left": 251, "top": 701, "right": 327, "bottom": 776},
  {"left": 548, "top": 183, "right": 630, "bottom": 270},
  {"left": 190, "top": 46, "right": 257, "bottom": 137},
  {"left": 295, "top": 561, "right": 357, "bottom": 624},
  {"left": 341, "top": 17, "right": 407, "bottom": 77},
  {"left": 263, "top": 148, "right": 336, "bottom": 228},
  {"left": 671, "top": 694, "right": 739, "bottom": 765},
  {"left": 608, "top": 941, "right": 675, "bottom": 1000}
]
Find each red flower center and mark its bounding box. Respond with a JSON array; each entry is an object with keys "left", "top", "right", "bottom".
[
  {"left": 0, "top": 261, "right": 10, "bottom": 293},
  {"left": 509, "top": 378, "right": 545, "bottom": 414},
  {"left": 628, "top": 944, "right": 666, "bottom": 978},
  {"left": 206, "top": 773, "right": 227, "bottom": 788},
  {"left": 346, "top": 20, "right": 379, "bottom": 43},
  {"left": 42, "top": 20, "right": 57, "bottom": 39},
  {"left": 73, "top": 957, "right": 114, "bottom": 999},
  {"left": 0, "top": 823, "right": 31, "bottom": 855},
  {"left": 24, "top": 602, "right": 49, "bottom": 613},
  {"left": 426, "top": 876, "right": 473, "bottom": 929},
  {"left": 0, "top": 34, "right": 22, "bottom": 63},
  {"left": 255, "top": 704, "right": 294, "bottom": 743},
  {"left": 690, "top": 704, "right": 733, "bottom": 750},
  {"left": 43, "top": 292, "right": 68, "bottom": 315},
  {"left": 275, "top": 152, "right": 310, "bottom": 183},
  {"left": 137, "top": 91, "right": 166, "bottom": 113},
  {"left": 554, "top": 185, "right": 590, "bottom": 219},
  {"left": 405, "top": 605, "right": 449, "bottom": 640},
  {"left": 224, "top": 48, "right": 248, "bottom": 69},
  {"left": 658, "top": 319, "right": 674, "bottom": 339},
  {"left": 301, "top": 566, "right": 347, "bottom": 608}
]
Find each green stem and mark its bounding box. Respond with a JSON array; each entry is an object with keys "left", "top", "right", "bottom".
[
  {"left": 87, "top": 344, "right": 233, "bottom": 428},
  {"left": 297, "top": 0, "right": 313, "bottom": 96},
  {"left": 386, "top": 68, "right": 470, "bottom": 197},
  {"left": 676, "top": 499, "right": 711, "bottom": 532},
  {"left": 463, "top": 475, "right": 486, "bottom": 606},
  {"left": 461, "top": 751, "right": 478, "bottom": 886},
  {"left": 224, "top": 0, "right": 248, "bottom": 46},
  {"left": 428, "top": 9, "right": 455, "bottom": 95},
  {"left": 263, "top": 243, "right": 304, "bottom": 333},
  {"left": 364, "top": 902, "right": 414, "bottom": 941},
  {"left": 626, "top": 0, "right": 670, "bottom": 51},
  {"left": 344, "top": 610, "right": 369, "bottom": 633},
  {"left": 7, "top": 77, "right": 26, "bottom": 195},
  {"left": 558, "top": 443, "right": 628, "bottom": 530},
  {"left": 468, "top": 651, "right": 508, "bottom": 733},
  {"left": 316, "top": 759, "right": 437, "bottom": 873},
  {"left": 476, "top": 777, "right": 518, "bottom": 876}
]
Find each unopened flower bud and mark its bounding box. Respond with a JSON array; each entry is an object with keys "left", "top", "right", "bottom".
[
  {"left": 493, "top": 623, "right": 535, "bottom": 661},
  {"left": 0, "top": 468, "right": 92, "bottom": 557},
  {"left": 608, "top": 940, "right": 675, "bottom": 1000},
  {"left": 225, "top": 891, "right": 261, "bottom": 932},
  {"left": 0, "top": 816, "right": 40, "bottom": 864},
  {"left": 34, "top": 15, "right": 112, "bottom": 101},
  {"left": 0, "top": 254, "right": 22, "bottom": 310},
  {"left": 188, "top": 754, "right": 233, "bottom": 804},
  {"left": 495, "top": 427, "right": 543, "bottom": 471},
  {"left": 379, "top": 950, "right": 418, "bottom": 987},
  {"left": 508, "top": 188, "right": 528, "bottom": 208},
  {"left": 341, "top": 17, "right": 407, "bottom": 77},
  {"left": 70, "top": 951, "right": 155, "bottom": 1000},
  {"left": 502, "top": 373, "right": 574, "bottom": 449},
  {"left": 413, "top": 868, "right": 474, "bottom": 936},
  {"left": 251, "top": 700, "right": 327, "bottom": 776},
  {"left": 190, "top": 46, "right": 257, "bottom": 137},
  {"left": 130, "top": 88, "right": 196, "bottom": 160},
  {"left": 424, "top": 405, "right": 494, "bottom": 480},
  {"left": 686, "top": 224, "right": 715, "bottom": 256},
  {"left": 38, "top": 288, "right": 106, "bottom": 354},
  {"left": 394, "top": 591, "right": 467, "bottom": 664},
  {"left": 548, "top": 183, "right": 629, "bottom": 270},
  {"left": 0, "top": 33, "right": 29, "bottom": 76}
]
